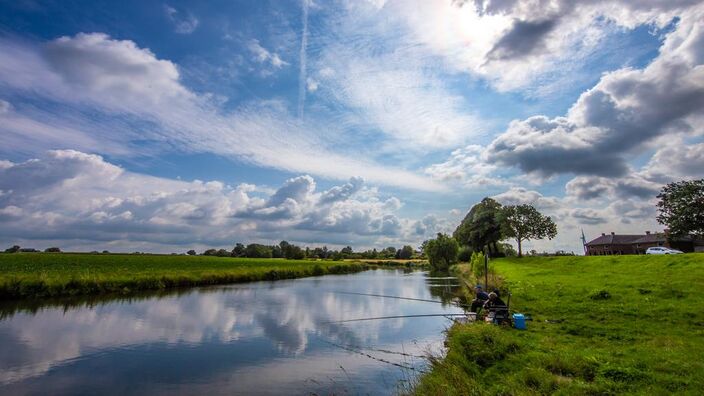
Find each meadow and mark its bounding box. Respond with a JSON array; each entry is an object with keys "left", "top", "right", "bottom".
[
  {"left": 414, "top": 254, "right": 704, "bottom": 395},
  {"left": 0, "top": 253, "right": 377, "bottom": 300}
]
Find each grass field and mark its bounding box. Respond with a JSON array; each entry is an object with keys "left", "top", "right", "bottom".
[
  {"left": 414, "top": 254, "right": 704, "bottom": 395},
  {"left": 0, "top": 253, "right": 377, "bottom": 300}
]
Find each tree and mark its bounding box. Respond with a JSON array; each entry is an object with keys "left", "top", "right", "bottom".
[
  {"left": 397, "top": 245, "right": 414, "bottom": 260},
  {"left": 453, "top": 198, "right": 504, "bottom": 255},
  {"left": 4, "top": 245, "right": 20, "bottom": 253},
  {"left": 231, "top": 243, "right": 245, "bottom": 257},
  {"left": 187, "top": 250, "right": 196, "bottom": 256},
  {"left": 202, "top": 248, "right": 217, "bottom": 256},
  {"left": 657, "top": 179, "right": 704, "bottom": 237},
  {"left": 499, "top": 204, "right": 557, "bottom": 257},
  {"left": 424, "top": 233, "right": 459, "bottom": 271},
  {"left": 215, "top": 249, "right": 230, "bottom": 257},
  {"left": 245, "top": 244, "right": 273, "bottom": 258},
  {"left": 44, "top": 247, "right": 61, "bottom": 253}
]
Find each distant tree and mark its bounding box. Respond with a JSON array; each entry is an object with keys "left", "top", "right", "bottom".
[
  {"left": 499, "top": 204, "right": 557, "bottom": 257},
  {"left": 215, "top": 249, "right": 230, "bottom": 257},
  {"left": 271, "top": 244, "right": 283, "bottom": 258},
  {"left": 4, "top": 245, "right": 20, "bottom": 253},
  {"left": 423, "top": 233, "right": 459, "bottom": 271},
  {"left": 454, "top": 198, "right": 504, "bottom": 256},
  {"left": 202, "top": 249, "right": 217, "bottom": 256},
  {"left": 341, "top": 246, "right": 354, "bottom": 256},
  {"left": 245, "top": 244, "right": 273, "bottom": 258},
  {"left": 102, "top": 250, "right": 110, "bottom": 254},
  {"left": 397, "top": 245, "right": 414, "bottom": 260},
  {"left": 231, "top": 243, "right": 245, "bottom": 257},
  {"left": 186, "top": 249, "right": 196, "bottom": 256},
  {"left": 657, "top": 179, "right": 704, "bottom": 237},
  {"left": 44, "top": 247, "right": 61, "bottom": 253},
  {"left": 498, "top": 243, "right": 517, "bottom": 257},
  {"left": 19, "top": 248, "right": 39, "bottom": 252},
  {"left": 380, "top": 246, "right": 397, "bottom": 259}
]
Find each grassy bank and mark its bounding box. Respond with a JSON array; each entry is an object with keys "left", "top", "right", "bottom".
[
  {"left": 415, "top": 254, "right": 704, "bottom": 395},
  {"left": 0, "top": 253, "right": 381, "bottom": 300}
]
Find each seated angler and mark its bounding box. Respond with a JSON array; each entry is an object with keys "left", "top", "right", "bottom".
[
  {"left": 483, "top": 292, "right": 508, "bottom": 323},
  {"left": 470, "top": 285, "right": 489, "bottom": 313}
]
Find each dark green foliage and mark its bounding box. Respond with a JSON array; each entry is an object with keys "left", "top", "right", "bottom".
[
  {"left": 499, "top": 204, "right": 557, "bottom": 257},
  {"left": 657, "top": 178, "right": 704, "bottom": 237},
  {"left": 4, "top": 245, "right": 21, "bottom": 253},
  {"left": 186, "top": 250, "right": 196, "bottom": 256},
  {"left": 202, "top": 249, "right": 217, "bottom": 256},
  {"left": 453, "top": 198, "right": 504, "bottom": 256},
  {"left": 424, "top": 233, "right": 459, "bottom": 271},
  {"left": 457, "top": 246, "right": 473, "bottom": 262},
  {"left": 244, "top": 244, "right": 273, "bottom": 258},
  {"left": 397, "top": 245, "right": 414, "bottom": 260},
  {"left": 44, "top": 247, "right": 61, "bottom": 253}
]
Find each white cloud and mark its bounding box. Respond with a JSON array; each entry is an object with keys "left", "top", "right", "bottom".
[
  {"left": 0, "top": 33, "right": 443, "bottom": 191},
  {"left": 165, "top": 5, "right": 199, "bottom": 34},
  {"left": 387, "top": 0, "right": 700, "bottom": 91},
  {"left": 0, "top": 151, "right": 428, "bottom": 251},
  {"left": 247, "top": 39, "right": 289, "bottom": 69}
]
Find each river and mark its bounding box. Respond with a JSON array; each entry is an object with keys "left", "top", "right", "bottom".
[{"left": 0, "top": 269, "right": 464, "bottom": 395}]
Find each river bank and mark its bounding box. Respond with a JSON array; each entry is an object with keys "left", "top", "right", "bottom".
[
  {"left": 0, "top": 253, "right": 424, "bottom": 300},
  {"left": 414, "top": 255, "right": 704, "bottom": 395}
]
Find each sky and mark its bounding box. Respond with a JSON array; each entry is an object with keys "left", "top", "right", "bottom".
[{"left": 0, "top": 0, "right": 703, "bottom": 254}]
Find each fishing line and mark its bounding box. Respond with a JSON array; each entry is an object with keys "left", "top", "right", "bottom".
[
  {"left": 324, "top": 313, "right": 467, "bottom": 324},
  {"left": 332, "top": 291, "right": 470, "bottom": 308}
]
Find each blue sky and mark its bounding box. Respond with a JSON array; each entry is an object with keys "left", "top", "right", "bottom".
[{"left": 0, "top": 0, "right": 703, "bottom": 253}]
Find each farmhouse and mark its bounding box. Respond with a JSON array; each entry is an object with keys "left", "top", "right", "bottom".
[{"left": 585, "top": 231, "right": 704, "bottom": 255}]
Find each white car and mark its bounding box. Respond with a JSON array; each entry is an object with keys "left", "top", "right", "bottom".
[{"left": 645, "top": 247, "right": 683, "bottom": 255}]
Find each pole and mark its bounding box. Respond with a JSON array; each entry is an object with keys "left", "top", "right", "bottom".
[{"left": 484, "top": 253, "right": 489, "bottom": 290}]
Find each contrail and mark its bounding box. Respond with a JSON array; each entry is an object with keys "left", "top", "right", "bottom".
[{"left": 297, "top": 0, "right": 309, "bottom": 119}]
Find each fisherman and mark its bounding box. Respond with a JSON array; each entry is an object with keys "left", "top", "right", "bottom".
[
  {"left": 483, "top": 292, "right": 508, "bottom": 324},
  {"left": 470, "top": 285, "right": 490, "bottom": 313}
]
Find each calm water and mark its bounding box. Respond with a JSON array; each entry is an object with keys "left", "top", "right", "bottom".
[{"left": 0, "top": 270, "right": 463, "bottom": 395}]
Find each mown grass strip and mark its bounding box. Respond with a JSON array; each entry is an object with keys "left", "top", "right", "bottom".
[{"left": 414, "top": 254, "right": 704, "bottom": 395}]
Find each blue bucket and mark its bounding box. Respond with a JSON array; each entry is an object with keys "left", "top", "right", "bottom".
[{"left": 513, "top": 313, "right": 526, "bottom": 330}]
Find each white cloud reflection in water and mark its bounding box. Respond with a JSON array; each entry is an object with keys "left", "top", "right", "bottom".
[{"left": 0, "top": 270, "right": 463, "bottom": 395}]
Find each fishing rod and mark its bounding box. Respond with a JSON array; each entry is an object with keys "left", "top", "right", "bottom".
[
  {"left": 325, "top": 313, "right": 467, "bottom": 324},
  {"left": 332, "top": 291, "right": 470, "bottom": 308}
]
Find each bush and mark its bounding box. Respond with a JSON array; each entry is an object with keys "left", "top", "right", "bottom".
[
  {"left": 44, "top": 247, "right": 61, "bottom": 253},
  {"left": 458, "top": 246, "right": 473, "bottom": 262},
  {"left": 424, "top": 233, "right": 459, "bottom": 271}
]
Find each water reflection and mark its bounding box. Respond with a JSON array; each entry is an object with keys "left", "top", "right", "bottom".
[{"left": 0, "top": 270, "right": 463, "bottom": 395}]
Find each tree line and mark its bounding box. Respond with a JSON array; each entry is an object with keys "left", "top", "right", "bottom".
[
  {"left": 424, "top": 198, "right": 558, "bottom": 270},
  {"left": 193, "top": 241, "right": 417, "bottom": 260}
]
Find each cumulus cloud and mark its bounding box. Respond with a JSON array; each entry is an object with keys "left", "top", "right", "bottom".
[
  {"left": 485, "top": 5, "right": 704, "bottom": 178},
  {"left": 0, "top": 151, "right": 419, "bottom": 250},
  {"left": 424, "top": 145, "right": 502, "bottom": 186},
  {"left": 492, "top": 187, "right": 559, "bottom": 210}
]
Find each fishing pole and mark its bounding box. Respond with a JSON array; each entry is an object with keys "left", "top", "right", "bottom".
[
  {"left": 325, "top": 313, "right": 467, "bottom": 324},
  {"left": 332, "top": 291, "right": 470, "bottom": 308}
]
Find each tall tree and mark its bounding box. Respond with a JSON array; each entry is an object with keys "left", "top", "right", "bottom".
[
  {"left": 657, "top": 179, "right": 704, "bottom": 237},
  {"left": 499, "top": 204, "right": 557, "bottom": 257},
  {"left": 453, "top": 198, "right": 504, "bottom": 255}
]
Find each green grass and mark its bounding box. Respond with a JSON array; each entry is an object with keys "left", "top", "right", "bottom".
[
  {"left": 0, "top": 253, "right": 377, "bottom": 299},
  {"left": 414, "top": 254, "right": 704, "bottom": 395}
]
